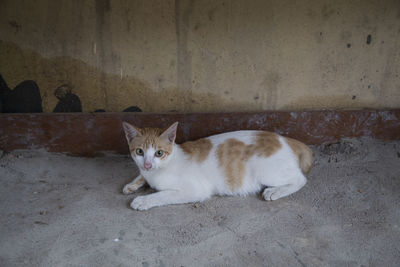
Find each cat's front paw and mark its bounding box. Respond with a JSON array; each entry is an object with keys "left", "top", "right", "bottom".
[
  {"left": 130, "top": 196, "right": 155, "bottom": 211},
  {"left": 122, "top": 183, "right": 138, "bottom": 195}
]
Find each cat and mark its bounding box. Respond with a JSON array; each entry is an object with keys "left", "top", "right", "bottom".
[{"left": 122, "top": 121, "right": 313, "bottom": 210}]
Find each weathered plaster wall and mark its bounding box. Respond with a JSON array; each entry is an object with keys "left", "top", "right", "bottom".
[{"left": 0, "top": 0, "right": 399, "bottom": 112}]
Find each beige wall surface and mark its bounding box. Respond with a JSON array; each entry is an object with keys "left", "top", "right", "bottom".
[{"left": 0, "top": 0, "right": 399, "bottom": 112}]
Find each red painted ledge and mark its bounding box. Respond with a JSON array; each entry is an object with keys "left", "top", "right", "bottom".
[{"left": 0, "top": 110, "right": 399, "bottom": 156}]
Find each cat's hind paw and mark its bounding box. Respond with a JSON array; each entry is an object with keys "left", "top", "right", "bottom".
[
  {"left": 262, "top": 188, "right": 279, "bottom": 201},
  {"left": 262, "top": 181, "right": 305, "bottom": 201}
]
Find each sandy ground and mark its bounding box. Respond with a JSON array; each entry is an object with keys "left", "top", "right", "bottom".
[{"left": 0, "top": 139, "right": 399, "bottom": 267}]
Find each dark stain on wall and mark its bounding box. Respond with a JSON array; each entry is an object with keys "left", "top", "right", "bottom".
[
  {"left": 123, "top": 106, "right": 142, "bottom": 112},
  {"left": 366, "top": 34, "right": 372, "bottom": 45},
  {"left": 0, "top": 41, "right": 247, "bottom": 113},
  {"left": 53, "top": 84, "right": 82, "bottom": 112},
  {"left": 175, "top": 0, "right": 194, "bottom": 93},
  {"left": 8, "top": 20, "right": 22, "bottom": 33},
  {"left": 0, "top": 74, "right": 43, "bottom": 113},
  {"left": 321, "top": 4, "right": 337, "bottom": 20},
  {"left": 95, "top": 0, "right": 112, "bottom": 109},
  {"left": 262, "top": 72, "right": 281, "bottom": 110},
  {"left": 0, "top": 76, "right": 3, "bottom": 112},
  {"left": 94, "top": 106, "right": 142, "bottom": 112}
]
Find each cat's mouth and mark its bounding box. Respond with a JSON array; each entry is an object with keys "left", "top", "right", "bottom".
[{"left": 141, "top": 165, "right": 155, "bottom": 172}]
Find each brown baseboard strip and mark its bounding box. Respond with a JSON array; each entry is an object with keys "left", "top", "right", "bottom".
[{"left": 0, "top": 110, "right": 399, "bottom": 156}]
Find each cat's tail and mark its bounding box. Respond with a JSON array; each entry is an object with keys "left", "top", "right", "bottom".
[{"left": 284, "top": 137, "right": 313, "bottom": 174}]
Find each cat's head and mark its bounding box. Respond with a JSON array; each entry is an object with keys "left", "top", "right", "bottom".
[{"left": 122, "top": 121, "right": 178, "bottom": 172}]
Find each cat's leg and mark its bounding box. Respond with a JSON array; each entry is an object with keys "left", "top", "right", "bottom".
[
  {"left": 122, "top": 175, "right": 146, "bottom": 195},
  {"left": 262, "top": 175, "right": 306, "bottom": 201},
  {"left": 130, "top": 190, "right": 205, "bottom": 210}
]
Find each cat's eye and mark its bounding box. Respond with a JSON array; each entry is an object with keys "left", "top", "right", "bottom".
[
  {"left": 135, "top": 148, "right": 144, "bottom": 156},
  {"left": 155, "top": 150, "right": 164, "bottom": 157}
]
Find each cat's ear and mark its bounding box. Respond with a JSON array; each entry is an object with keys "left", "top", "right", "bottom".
[
  {"left": 160, "top": 122, "right": 178, "bottom": 143},
  {"left": 122, "top": 122, "right": 141, "bottom": 143}
]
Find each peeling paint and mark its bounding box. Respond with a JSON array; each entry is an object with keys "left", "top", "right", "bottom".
[{"left": 1, "top": 110, "right": 398, "bottom": 155}]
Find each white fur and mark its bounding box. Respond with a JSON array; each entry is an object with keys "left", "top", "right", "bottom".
[{"left": 127, "top": 131, "right": 307, "bottom": 210}]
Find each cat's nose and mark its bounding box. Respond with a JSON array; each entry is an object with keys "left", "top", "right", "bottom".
[{"left": 144, "top": 162, "right": 152, "bottom": 170}]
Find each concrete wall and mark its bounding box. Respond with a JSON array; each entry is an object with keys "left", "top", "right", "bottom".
[{"left": 0, "top": 0, "right": 399, "bottom": 112}]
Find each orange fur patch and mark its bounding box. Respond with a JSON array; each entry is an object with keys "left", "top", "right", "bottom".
[
  {"left": 284, "top": 137, "right": 313, "bottom": 173},
  {"left": 180, "top": 138, "right": 213, "bottom": 163},
  {"left": 216, "top": 139, "right": 249, "bottom": 190},
  {"left": 254, "top": 131, "right": 282, "bottom": 157},
  {"left": 216, "top": 132, "right": 282, "bottom": 191}
]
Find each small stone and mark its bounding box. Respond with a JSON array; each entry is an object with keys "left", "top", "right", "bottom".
[{"left": 34, "top": 221, "right": 48, "bottom": 225}]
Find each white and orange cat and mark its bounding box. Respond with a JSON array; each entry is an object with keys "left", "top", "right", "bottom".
[{"left": 122, "top": 121, "right": 313, "bottom": 210}]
